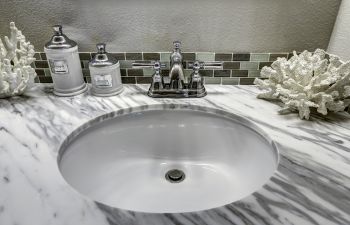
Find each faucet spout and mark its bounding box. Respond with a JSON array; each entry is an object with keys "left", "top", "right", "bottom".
[
  {"left": 169, "top": 63, "right": 185, "bottom": 89},
  {"left": 169, "top": 41, "right": 185, "bottom": 89}
]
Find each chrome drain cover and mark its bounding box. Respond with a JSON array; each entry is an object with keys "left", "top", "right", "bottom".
[{"left": 165, "top": 169, "right": 186, "bottom": 183}]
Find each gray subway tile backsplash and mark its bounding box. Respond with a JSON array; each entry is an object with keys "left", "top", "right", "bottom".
[
  {"left": 232, "top": 54, "right": 250, "bottom": 61},
  {"left": 214, "top": 70, "right": 231, "bottom": 77},
  {"left": 250, "top": 53, "right": 270, "bottom": 62},
  {"left": 240, "top": 62, "right": 259, "bottom": 70},
  {"left": 122, "top": 77, "right": 136, "bottom": 84},
  {"left": 160, "top": 52, "right": 171, "bottom": 62},
  {"left": 40, "top": 53, "right": 47, "bottom": 60},
  {"left": 182, "top": 53, "right": 196, "bottom": 61},
  {"left": 119, "top": 60, "right": 134, "bottom": 68},
  {"left": 79, "top": 53, "right": 92, "bottom": 60},
  {"left": 200, "top": 70, "right": 214, "bottom": 77},
  {"left": 136, "top": 77, "right": 152, "bottom": 84},
  {"left": 121, "top": 69, "right": 127, "bottom": 76},
  {"left": 215, "top": 53, "right": 233, "bottom": 61},
  {"left": 196, "top": 52, "right": 215, "bottom": 61},
  {"left": 223, "top": 62, "right": 240, "bottom": 70},
  {"left": 111, "top": 53, "right": 126, "bottom": 61},
  {"left": 222, "top": 77, "right": 239, "bottom": 85},
  {"left": 143, "top": 53, "right": 160, "bottom": 61},
  {"left": 248, "top": 70, "right": 261, "bottom": 77},
  {"left": 204, "top": 77, "right": 221, "bottom": 84},
  {"left": 259, "top": 62, "right": 273, "bottom": 69},
  {"left": 35, "top": 69, "right": 45, "bottom": 76},
  {"left": 232, "top": 70, "right": 248, "bottom": 77},
  {"left": 143, "top": 68, "right": 155, "bottom": 76},
  {"left": 127, "top": 69, "right": 144, "bottom": 76},
  {"left": 44, "top": 69, "right": 51, "bottom": 76},
  {"left": 38, "top": 76, "right": 52, "bottom": 83},
  {"left": 34, "top": 51, "right": 291, "bottom": 85},
  {"left": 161, "top": 70, "right": 170, "bottom": 76},
  {"left": 126, "top": 53, "right": 143, "bottom": 60},
  {"left": 35, "top": 60, "right": 49, "bottom": 68},
  {"left": 240, "top": 78, "right": 256, "bottom": 85}
]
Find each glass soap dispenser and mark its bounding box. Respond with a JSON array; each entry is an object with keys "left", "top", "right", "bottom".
[
  {"left": 89, "top": 43, "right": 123, "bottom": 96},
  {"left": 44, "top": 25, "right": 87, "bottom": 96}
]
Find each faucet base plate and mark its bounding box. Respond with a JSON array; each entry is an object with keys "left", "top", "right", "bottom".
[{"left": 148, "top": 87, "right": 207, "bottom": 98}]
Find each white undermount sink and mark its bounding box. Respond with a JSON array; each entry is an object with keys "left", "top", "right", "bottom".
[{"left": 58, "top": 105, "right": 279, "bottom": 213}]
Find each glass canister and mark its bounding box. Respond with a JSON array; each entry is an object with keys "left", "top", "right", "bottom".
[
  {"left": 44, "top": 25, "right": 87, "bottom": 96},
  {"left": 89, "top": 43, "right": 123, "bottom": 96}
]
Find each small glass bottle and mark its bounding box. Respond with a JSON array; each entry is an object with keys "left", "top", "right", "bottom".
[
  {"left": 89, "top": 43, "right": 123, "bottom": 96},
  {"left": 44, "top": 25, "right": 87, "bottom": 96}
]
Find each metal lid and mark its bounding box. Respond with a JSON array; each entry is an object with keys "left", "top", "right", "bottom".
[
  {"left": 45, "top": 25, "right": 77, "bottom": 49},
  {"left": 90, "top": 43, "right": 118, "bottom": 67}
]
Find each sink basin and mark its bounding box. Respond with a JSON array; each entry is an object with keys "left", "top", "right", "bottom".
[{"left": 58, "top": 105, "right": 278, "bottom": 213}]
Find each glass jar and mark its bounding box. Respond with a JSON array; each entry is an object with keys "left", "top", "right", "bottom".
[
  {"left": 89, "top": 43, "right": 123, "bottom": 96},
  {"left": 44, "top": 25, "right": 87, "bottom": 96}
]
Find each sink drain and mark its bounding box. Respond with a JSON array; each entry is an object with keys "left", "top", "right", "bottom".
[{"left": 165, "top": 169, "right": 185, "bottom": 183}]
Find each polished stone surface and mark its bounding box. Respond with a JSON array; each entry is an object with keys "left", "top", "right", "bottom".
[{"left": 0, "top": 84, "right": 350, "bottom": 225}]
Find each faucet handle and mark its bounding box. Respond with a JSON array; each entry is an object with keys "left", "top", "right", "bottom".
[
  {"left": 192, "top": 61, "right": 202, "bottom": 73},
  {"left": 188, "top": 61, "right": 206, "bottom": 90},
  {"left": 153, "top": 61, "right": 162, "bottom": 71},
  {"left": 132, "top": 61, "right": 166, "bottom": 91},
  {"left": 202, "top": 61, "right": 223, "bottom": 69},
  {"left": 152, "top": 61, "right": 166, "bottom": 77},
  {"left": 189, "top": 61, "right": 223, "bottom": 70},
  {"left": 132, "top": 61, "right": 166, "bottom": 70}
]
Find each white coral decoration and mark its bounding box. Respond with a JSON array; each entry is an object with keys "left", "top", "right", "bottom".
[
  {"left": 254, "top": 49, "right": 350, "bottom": 120},
  {"left": 0, "top": 22, "right": 36, "bottom": 98}
]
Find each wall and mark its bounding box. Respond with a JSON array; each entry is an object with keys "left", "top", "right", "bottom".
[
  {"left": 328, "top": 0, "right": 350, "bottom": 60},
  {"left": 0, "top": 0, "right": 341, "bottom": 52},
  {"left": 33, "top": 51, "right": 292, "bottom": 85}
]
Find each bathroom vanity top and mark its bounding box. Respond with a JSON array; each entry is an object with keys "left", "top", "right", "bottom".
[{"left": 0, "top": 84, "right": 349, "bottom": 225}]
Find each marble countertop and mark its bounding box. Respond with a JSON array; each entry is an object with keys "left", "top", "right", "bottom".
[{"left": 0, "top": 84, "right": 350, "bottom": 225}]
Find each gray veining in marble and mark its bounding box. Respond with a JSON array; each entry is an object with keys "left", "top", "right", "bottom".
[{"left": 0, "top": 84, "right": 350, "bottom": 225}]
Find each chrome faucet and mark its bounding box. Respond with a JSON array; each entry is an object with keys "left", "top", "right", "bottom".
[
  {"left": 133, "top": 41, "right": 223, "bottom": 98},
  {"left": 169, "top": 41, "right": 185, "bottom": 90}
]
